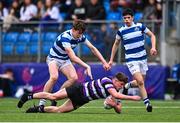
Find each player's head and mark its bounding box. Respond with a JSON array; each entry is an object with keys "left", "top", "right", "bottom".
[
  {"left": 72, "top": 19, "right": 86, "bottom": 39},
  {"left": 122, "top": 8, "right": 134, "bottom": 27},
  {"left": 113, "top": 72, "right": 128, "bottom": 90}
]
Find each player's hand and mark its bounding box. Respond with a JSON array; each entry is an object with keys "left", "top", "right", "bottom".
[
  {"left": 84, "top": 66, "right": 93, "bottom": 80},
  {"left": 108, "top": 60, "right": 113, "bottom": 68},
  {"left": 132, "top": 96, "right": 141, "bottom": 101},
  {"left": 103, "top": 62, "right": 110, "bottom": 71},
  {"left": 105, "top": 96, "right": 116, "bottom": 107},
  {"left": 150, "top": 48, "right": 157, "bottom": 56}
]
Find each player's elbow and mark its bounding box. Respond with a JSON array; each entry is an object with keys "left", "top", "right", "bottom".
[
  {"left": 49, "top": 94, "right": 58, "bottom": 100},
  {"left": 68, "top": 54, "right": 77, "bottom": 61},
  {"left": 112, "top": 93, "right": 120, "bottom": 99},
  {"left": 115, "top": 42, "right": 119, "bottom": 46},
  {"left": 90, "top": 46, "right": 97, "bottom": 54},
  {"left": 149, "top": 32, "right": 155, "bottom": 39}
]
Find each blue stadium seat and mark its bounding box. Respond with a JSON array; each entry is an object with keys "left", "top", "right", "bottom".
[
  {"left": 4, "top": 32, "right": 18, "bottom": 43},
  {"left": 81, "top": 44, "right": 91, "bottom": 56},
  {"left": 28, "top": 32, "right": 45, "bottom": 55},
  {"left": 73, "top": 47, "right": 78, "bottom": 54},
  {"left": 14, "top": 32, "right": 31, "bottom": 55},
  {"left": 145, "top": 35, "right": 151, "bottom": 46},
  {"left": 3, "top": 45, "right": 14, "bottom": 55},
  {"left": 29, "top": 44, "right": 38, "bottom": 55},
  {"left": 2, "top": 32, "right": 19, "bottom": 55},
  {"left": 103, "top": 2, "right": 110, "bottom": 13},
  {"left": 31, "top": 32, "right": 38, "bottom": 43},
  {"left": 17, "top": 32, "right": 31, "bottom": 43},
  {"left": 42, "top": 43, "right": 53, "bottom": 55},
  {"left": 134, "top": 12, "right": 143, "bottom": 21},
  {"left": 44, "top": 32, "right": 58, "bottom": 42},
  {"left": 64, "top": 24, "right": 72, "bottom": 30},
  {"left": 106, "top": 9, "right": 122, "bottom": 20},
  {"left": 30, "top": 32, "right": 45, "bottom": 43},
  {"left": 60, "top": 12, "right": 68, "bottom": 20},
  {"left": 18, "top": 32, "right": 31, "bottom": 43},
  {"left": 84, "top": 33, "right": 92, "bottom": 41},
  {"left": 15, "top": 44, "right": 27, "bottom": 55}
]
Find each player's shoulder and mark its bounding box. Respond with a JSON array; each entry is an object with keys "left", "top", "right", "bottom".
[
  {"left": 61, "top": 30, "right": 72, "bottom": 39},
  {"left": 135, "top": 22, "right": 147, "bottom": 28},
  {"left": 101, "top": 76, "right": 113, "bottom": 83},
  {"left": 118, "top": 25, "right": 126, "bottom": 32},
  {"left": 82, "top": 34, "right": 86, "bottom": 39},
  {"left": 134, "top": 22, "right": 143, "bottom": 27}
]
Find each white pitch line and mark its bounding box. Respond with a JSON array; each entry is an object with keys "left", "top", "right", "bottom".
[{"left": 81, "top": 106, "right": 180, "bottom": 109}]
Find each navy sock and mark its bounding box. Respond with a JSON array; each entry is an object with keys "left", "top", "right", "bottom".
[
  {"left": 143, "top": 98, "right": 150, "bottom": 106},
  {"left": 27, "top": 93, "right": 33, "bottom": 100},
  {"left": 129, "top": 82, "right": 132, "bottom": 88},
  {"left": 38, "top": 105, "right": 45, "bottom": 113}
]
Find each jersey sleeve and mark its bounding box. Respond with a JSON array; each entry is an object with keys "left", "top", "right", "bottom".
[
  {"left": 141, "top": 24, "right": 150, "bottom": 34},
  {"left": 60, "top": 34, "right": 71, "bottom": 48},
  {"left": 101, "top": 77, "right": 114, "bottom": 90},
  {"left": 116, "top": 30, "right": 122, "bottom": 40},
  {"left": 81, "top": 35, "right": 88, "bottom": 43}
]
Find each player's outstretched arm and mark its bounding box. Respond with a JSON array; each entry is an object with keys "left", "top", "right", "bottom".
[
  {"left": 84, "top": 40, "right": 110, "bottom": 70},
  {"left": 109, "top": 39, "right": 121, "bottom": 67},
  {"left": 113, "top": 103, "right": 122, "bottom": 114},
  {"left": 146, "top": 30, "right": 157, "bottom": 56},
  {"left": 65, "top": 47, "right": 93, "bottom": 79},
  {"left": 108, "top": 88, "right": 141, "bottom": 101},
  {"left": 105, "top": 96, "right": 122, "bottom": 113}
]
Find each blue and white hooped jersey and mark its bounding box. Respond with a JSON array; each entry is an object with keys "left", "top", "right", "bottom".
[
  {"left": 116, "top": 22, "right": 150, "bottom": 62},
  {"left": 48, "top": 29, "right": 88, "bottom": 60}
]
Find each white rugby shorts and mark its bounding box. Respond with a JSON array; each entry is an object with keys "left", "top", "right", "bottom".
[
  {"left": 46, "top": 56, "right": 72, "bottom": 70},
  {"left": 126, "top": 59, "right": 148, "bottom": 75}
]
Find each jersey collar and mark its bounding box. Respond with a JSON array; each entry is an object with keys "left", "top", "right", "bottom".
[{"left": 125, "top": 22, "right": 135, "bottom": 28}]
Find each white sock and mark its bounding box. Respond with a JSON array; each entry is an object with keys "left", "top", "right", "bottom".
[
  {"left": 125, "top": 83, "right": 131, "bottom": 89},
  {"left": 39, "top": 99, "right": 46, "bottom": 106}
]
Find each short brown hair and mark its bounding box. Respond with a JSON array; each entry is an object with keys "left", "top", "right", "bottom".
[
  {"left": 122, "top": 8, "right": 134, "bottom": 16},
  {"left": 72, "top": 20, "right": 86, "bottom": 33},
  {"left": 115, "top": 72, "right": 128, "bottom": 84}
]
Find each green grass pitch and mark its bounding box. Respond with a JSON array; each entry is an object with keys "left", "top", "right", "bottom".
[{"left": 0, "top": 98, "right": 180, "bottom": 122}]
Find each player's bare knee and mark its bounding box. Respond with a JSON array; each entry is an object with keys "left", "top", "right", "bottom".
[
  {"left": 69, "top": 75, "right": 78, "bottom": 82},
  {"left": 49, "top": 75, "right": 58, "bottom": 82},
  {"left": 137, "top": 80, "right": 144, "bottom": 86},
  {"left": 56, "top": 108, "right": 64, "bottom": 113}
]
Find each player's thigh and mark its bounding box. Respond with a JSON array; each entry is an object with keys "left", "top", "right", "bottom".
[
  {"left": 52, "top": 88, "right": 68, "bottom": 100},
  {"left": 48, "top": 60, "right": 59, "bottom": 78},
  {"left": 133, "top": 72, "right": 144, "bottom": 83},
  {"left": 61, "top": 64, "right": 78, "bottom": 80}
]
